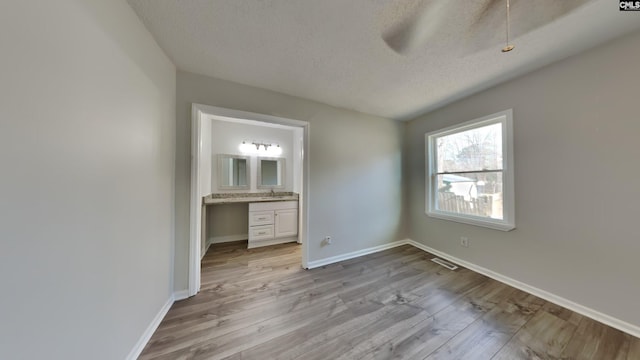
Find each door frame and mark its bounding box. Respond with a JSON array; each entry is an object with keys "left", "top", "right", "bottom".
[{"left": 189, "top": 103, "right": 310, "bottom": 296}]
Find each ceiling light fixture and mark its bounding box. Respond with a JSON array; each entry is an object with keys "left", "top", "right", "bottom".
[{"left": 502, "top": 0, "right": 515, "bottom": 53}]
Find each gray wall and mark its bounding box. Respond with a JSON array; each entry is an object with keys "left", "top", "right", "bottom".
[
  {"left": 406, "top": 30, "right": 640, "bottom": 328},
  {"left": 176, "top": 71, "right": 405, "bottom": 291},
  {"left": 207, "top": 202, "right": 250, "bottom": 241},
  {"left": 0, "top": 1, "right": 176, "bottom": 359}
]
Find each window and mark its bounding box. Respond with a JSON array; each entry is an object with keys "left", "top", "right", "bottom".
[{"left": 425, "top": 109, "right": 515, "bottom": 231}]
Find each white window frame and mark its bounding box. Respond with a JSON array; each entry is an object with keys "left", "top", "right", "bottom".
[{"left": 425, "top": 109, "right": 515, "bottom": 231}]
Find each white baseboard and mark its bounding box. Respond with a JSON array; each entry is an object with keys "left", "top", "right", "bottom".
[
  {"left": 209, "top": 234, "right": 248, "bottom": 244},
  {"left": 202, "top": 242, "right": 212, "bottom": 260},
  {"left": 306, "top": 240, "right": 409, "bottom": 269},
  {"left": 404, "top": 239, "right": 640, "bottom": 339},
  {"left": 126, "top": 294, "right": 174, "bottom": 360},
  {"left": 173, "top": 289, "right": 190, "bottom": 301}
]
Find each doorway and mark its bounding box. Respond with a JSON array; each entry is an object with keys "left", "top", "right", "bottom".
[{"left": 189, "top": 104, "right": 310, "bottom": 296}]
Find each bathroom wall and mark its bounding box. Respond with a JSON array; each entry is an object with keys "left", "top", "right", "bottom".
[{"left": 211, "top": 119, "right": 294, "bottom": 193}]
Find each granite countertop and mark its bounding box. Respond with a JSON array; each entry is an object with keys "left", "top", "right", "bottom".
[{"left": 203, "top": 192, "right": 299, "bottom": 205}]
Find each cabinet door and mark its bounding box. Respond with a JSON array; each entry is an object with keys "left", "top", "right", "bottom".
[{"left": 274, "top": 209, "right": 298, "bottom": 238}]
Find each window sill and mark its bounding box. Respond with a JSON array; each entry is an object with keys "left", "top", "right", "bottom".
[{"left": 426, "top": 210, "right": 515, "bottom": 231}]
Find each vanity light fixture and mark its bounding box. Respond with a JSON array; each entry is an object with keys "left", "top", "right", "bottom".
[{"left": 239, "top": 141, "right": 282, "bottom": 156}]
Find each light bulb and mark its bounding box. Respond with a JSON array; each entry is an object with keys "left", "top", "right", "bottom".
[
  {"left": 239, "top": 141, "right": 252, "bottom": 153},
  {"left": 267, "top": 144, "right": 282, "bottom": 156}
]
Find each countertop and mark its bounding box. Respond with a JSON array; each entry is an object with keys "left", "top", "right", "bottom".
[{"left": 203, "top": 192, "right": 299, "bottom": 205}]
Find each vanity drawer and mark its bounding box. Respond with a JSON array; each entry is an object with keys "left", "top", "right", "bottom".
[
  {"left": 249, "top": 225, "right": 274, "bottom": 241},
  {"left": 249, "top": 211, "right": 274, "bottom": 226}
]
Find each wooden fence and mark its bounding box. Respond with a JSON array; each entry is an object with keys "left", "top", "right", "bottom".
[{"left": 437, "top": 192, "right": 493, "bottom": 217}]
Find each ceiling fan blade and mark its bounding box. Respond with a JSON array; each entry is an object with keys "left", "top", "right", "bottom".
[
  {"left": 465, "top": 0, "right": 593, "bottom": 54},
  {"left": 381, "top": 0, "right": 594, "bottom": 55},
  {"left": 381, "top": 0, "right": 449, "bottom": 55}
]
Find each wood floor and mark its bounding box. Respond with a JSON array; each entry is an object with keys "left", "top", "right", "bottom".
[{"left": 139, "top": 242, "right": 639, "bottom": 360}]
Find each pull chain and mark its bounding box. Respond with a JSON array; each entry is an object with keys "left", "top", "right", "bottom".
[{"left": 502, "top": 0, "right": 515, "bottom": 52}]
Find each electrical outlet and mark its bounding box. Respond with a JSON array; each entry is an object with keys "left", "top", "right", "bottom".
[
  {"left": 460, "top": 236, "right": 469, "bottom": 248},
  {"left": 324, "top": 236, "right": 332, "bottom": 245}
]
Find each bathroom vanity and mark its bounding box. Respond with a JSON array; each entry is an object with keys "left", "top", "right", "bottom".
[
  {"left": 203, "top": 151, "right": 298, "bottom": 250},
  {"left": 248, "top": 200, "right": 298, "bottom": 248},
  {"left": 203, "top": 192, "right": 299, "bottom": 249}
]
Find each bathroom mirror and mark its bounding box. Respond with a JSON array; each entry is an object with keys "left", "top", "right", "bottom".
[
  {"left": 217, "top": 154, "right": 250, "bottom": 190},
  {"left": 257, "top": 157, "right": 285, "bottom": 189}
]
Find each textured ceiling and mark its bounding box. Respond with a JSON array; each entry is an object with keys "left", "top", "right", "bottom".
[{"left": 127, "top": 0, "right": 640, "bottom": 120}]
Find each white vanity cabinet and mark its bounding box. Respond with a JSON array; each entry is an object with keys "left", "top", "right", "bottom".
[{"left": 248, "top": 201, "right": 298, "bottom": 248}]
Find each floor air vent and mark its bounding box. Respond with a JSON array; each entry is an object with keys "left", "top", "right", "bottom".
[{"left": 431, "top": 257, "right": 459, "bottom": 270}]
